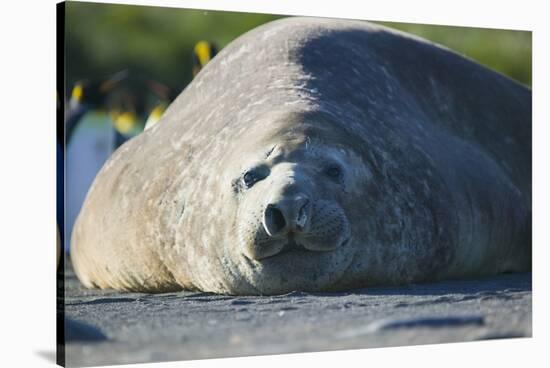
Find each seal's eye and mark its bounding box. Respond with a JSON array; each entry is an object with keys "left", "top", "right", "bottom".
[
  {"left": 325, "top": 165, "right": 342, "bottom": 179},
  {"left": 238, "top": 165, "right": 269, "bottom": 191},
  {"left": 243, "top": 171, "right": 260, "bottom": 188}
]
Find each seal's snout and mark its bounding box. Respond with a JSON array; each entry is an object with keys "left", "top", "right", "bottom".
[
  {"left": 263, "top": 195, "right": 310, "bottom": 236},
  {"left": 241, "top": 165, "right": 350, "bottom": 262}
]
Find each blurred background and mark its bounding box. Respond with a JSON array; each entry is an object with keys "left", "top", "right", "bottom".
[
  {"left": 66, "top": 2, "right": 532, "bottom": 88},
  {"left": 62, "top": 1, "right": 532, "bottom": 251}
]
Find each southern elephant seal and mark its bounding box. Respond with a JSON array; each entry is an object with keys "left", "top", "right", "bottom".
[{"left": 71, "top": 17, "right": 531, "bottom": 295}]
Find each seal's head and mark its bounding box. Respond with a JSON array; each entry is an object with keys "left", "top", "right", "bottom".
[{"left": 207, "top": 110, "right": 372, "bottom": 295}]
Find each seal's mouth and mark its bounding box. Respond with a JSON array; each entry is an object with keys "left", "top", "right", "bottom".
[
  {"left": 277, "top": 237, "right": 307, "bottom": 255},
  {"left": 260, "top": 235, "right": 351, "bottom": 260}
]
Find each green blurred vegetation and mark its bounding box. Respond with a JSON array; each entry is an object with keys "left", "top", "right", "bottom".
[
  {"left": 65, "top": 2, "right": 283, "bottom": 90},
  {"left": 66, "top": 2, "right": 531, "bottom": 92}
]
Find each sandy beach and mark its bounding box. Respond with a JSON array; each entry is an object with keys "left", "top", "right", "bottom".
[{"left": 63, "top": 260, "right": 531, "bottom": 367}]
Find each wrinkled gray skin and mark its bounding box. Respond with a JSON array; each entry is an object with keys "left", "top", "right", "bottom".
[{"left": 71, "top": 17, "right": 531, "bottom": 295}]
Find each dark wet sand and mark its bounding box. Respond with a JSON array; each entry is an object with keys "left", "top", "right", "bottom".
[{"left": 62, "top": 261, "right": 531, "bottom": 367}]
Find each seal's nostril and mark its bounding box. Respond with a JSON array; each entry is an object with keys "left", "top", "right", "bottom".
[
  {"left": 295, "top": 199, "right": 309, "bottom": 230},
  {"left": 264, "top": 205, "right": 287, "bottom": 236}
]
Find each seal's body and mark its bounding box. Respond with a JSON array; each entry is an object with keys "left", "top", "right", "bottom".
[{"left": 71, "top": 17, "right": 531, "bottom": 295}]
